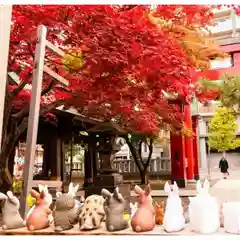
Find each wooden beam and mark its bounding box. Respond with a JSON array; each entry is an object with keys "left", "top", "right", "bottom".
[
  {"left": 20, "top": 25, "right": 47, "bottom": 218},
  {"left": 0, "top": 5, "right": 12, "bottom": 150},
  {"left": 43, "top": 65, "right": 69, "bottom": 86},
  {"left": 46, "top": 40, "right": 65, "bottom": 57}
]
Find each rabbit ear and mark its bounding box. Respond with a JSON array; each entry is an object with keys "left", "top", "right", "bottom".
[
  {"left": 164, "top": 182, "right": 171, "bottom": 194},
  {"left": 101, "top": 188, "right": 111, "bottom": 198},
  {"left": 56, "top": 192, "right": 62, "bottom": 198},
  {"left": 44, "top": 185, "right": 49, "bottom": 193},
  {"left": 40, "top": 190, "right": 45, "bottom": 199},
  {"left": 134, "top": 185, "right": 144, "bottom": 195},
  {"left": 160, "top": 200, "right": 165, "bottom": 207},
  {"left": 68, "top": 182, "right": 73, "bottom": 193},
  {"left": 113, "top": 187, "right": 123, "bottom": 202},
  {"left": 6, "top": 191, "right": 13, "bottom": 199},
  {"left": 172, "top": 181, "right": 179, "bottom": 195},
  {"left": 203, "top": 179, "right": 210, "bottom": 193},
  {"left": 196, "top": 180, "right": 202, "bottom": 193},
  {"left": 38, "top": 184, "right": 44, "bottom": 193},
  {"left": 30, "top": 189, "right": 40, "bottom": 200},
  {"left": 0, "top": 193, "right": 7, "bottom": 200},
  {"left": 144, "top": 184, "right": 151, "bottom": 196}
]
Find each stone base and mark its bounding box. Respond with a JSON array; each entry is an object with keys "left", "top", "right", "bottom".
[
  {"left": 171, "top": 178, "right": 187, "bottom": 188},
  {"left": 94, "top": 173, "right": 123, "bottom": 186}
]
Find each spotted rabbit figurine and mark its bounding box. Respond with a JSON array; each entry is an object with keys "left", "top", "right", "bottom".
[
  {"left": 0, "top": 191, "right": 25, "bottom": 230},
  {"left": 26, "top": 189, "right": 52, "bottom": 231},
  {"left": 79, "top": 194, "right": 105, "bottom": 230},
  {"left": 131, "top": 185, "right": 155, "bottom": 232},
  {"left": 53, "top": 183, "right": 80, "bottom": 232},
  {"left": 101, "top": 187, "right": 129, "bottom": 232}
]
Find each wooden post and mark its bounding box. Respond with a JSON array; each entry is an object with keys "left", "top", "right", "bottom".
[
  {"left": 0, "top": 5, "right": 12, "bottom": 150},
  {"left": 20, "top": 25, "right": 47, "bottom": 218},
  {"left": 184, "top": 103, "right": 195, "bottom": 181}
]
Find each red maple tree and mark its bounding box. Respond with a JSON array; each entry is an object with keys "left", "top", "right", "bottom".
[{"left": 1, "top": 5, "right": 238, "bottom": 183}]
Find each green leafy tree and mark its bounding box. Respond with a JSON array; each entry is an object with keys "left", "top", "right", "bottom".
[{"left": 208, "top": 107, "right": 240, "bottom": 152}]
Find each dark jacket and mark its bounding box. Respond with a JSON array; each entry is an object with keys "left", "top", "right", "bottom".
[{"left": 219, "top": 158, "right": 229, "bottom": 173}]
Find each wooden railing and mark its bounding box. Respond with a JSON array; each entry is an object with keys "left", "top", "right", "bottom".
[{"left": 65, "top": 157, "right": 171, "bottom": 176}]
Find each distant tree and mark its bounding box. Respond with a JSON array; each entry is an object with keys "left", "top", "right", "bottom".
[{"left": 208, "top": 107, "right": 240, "bottom": 153}]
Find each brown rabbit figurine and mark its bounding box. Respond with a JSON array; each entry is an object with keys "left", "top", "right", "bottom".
[
  {"left": 154, "top": 200, "right": 165, "bottom": 225},
  {"left": 26, "top": 189, "right": 51, "bottom": 231},
  {"left": 131, "top": 185, "right": 155, "bottom": 232}
]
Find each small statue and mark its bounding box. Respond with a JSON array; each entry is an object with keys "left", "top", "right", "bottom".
[
  {"left": 189, "top": 179, "right": 220, "bottom": 234},
  {"left": 26, "top": 189, "right": 52, "bottom": 231},
  {"left": 154, "top": 200, "right": 165, "bottom": 225},
  {"left": 222, "top": 201, "right": 240, "bottom": 234},
  {"left": 101, "top": 187, "right": 129, "bottom": 232},
  {"left": 131, "top": 185, "right": 155, "bottom": 232},
  {"left": 0, "top": 191, "right": 25, "bottom": 230},
  {"left": 79, "top": 195, "right": 105, "bottom": 230},
  {"left": 53, "top": 183, "right": 80, "bottom": 232},
  {"left": 163, "top": 181, "right": 185, "bottom": 232},
  {"left": 27, "top": 184, "right": 53, "bottom": 223}
]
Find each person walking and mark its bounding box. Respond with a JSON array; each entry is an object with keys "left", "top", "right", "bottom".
[{"left": 219, "top": 154, "right": 229, "bottom": 179}]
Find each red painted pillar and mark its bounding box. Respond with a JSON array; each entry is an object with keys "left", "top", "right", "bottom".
[
  {"left": 170, "top": 132, "right": 187, "bottom": 188},
  {"left": 184, "top": 103, "right": 195, "bottom": 181},
  {"left": 192, "top": 116, "right": 200, "bottom": 180}
]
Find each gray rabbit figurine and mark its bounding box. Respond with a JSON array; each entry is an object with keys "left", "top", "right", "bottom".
[
  {"left": 0, "top": 191, "right": 25, "bottom": 230},
  {"left": 101, "top": 187, "right": 129, "bottom": 232},
  {"left": 53, "top": 183, "right": 80, "bottom": 232}
]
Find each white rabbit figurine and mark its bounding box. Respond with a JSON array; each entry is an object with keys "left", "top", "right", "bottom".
[
  {"left": 223, "top": 201, "right": 240, "bottom": 234},
  {"left": 26, "top": 184, "right": 53, "bottom": 223},
  {"left": 188, "top": 179, "right": 220, "bottom": 234},
  {"left": 163, "top": 181, "right": 185, "bottom": 232}
]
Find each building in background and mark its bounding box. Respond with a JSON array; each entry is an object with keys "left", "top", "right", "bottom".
[{"left": 197, "top": 7, "right": 240, "bottom": 170}]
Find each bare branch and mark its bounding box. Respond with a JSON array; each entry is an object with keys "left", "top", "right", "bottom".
[
  {"left": 11, "top": 73, "right": 32, "bottom": 98},
  {"left": 41, "top": 80, "right": 55, "bottom": 96}
]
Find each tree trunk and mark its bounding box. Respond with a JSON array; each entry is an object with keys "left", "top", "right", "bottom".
[
  {"left": 124, "top": 135, "right": 153, "bottom": 184},
  {"left": 140, "top": 168, "right": 148, "bottom": 184}
]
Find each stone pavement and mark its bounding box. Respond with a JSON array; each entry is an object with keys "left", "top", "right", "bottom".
[{"left": 200, "top": 162, "right": 240, "bottom": 202}]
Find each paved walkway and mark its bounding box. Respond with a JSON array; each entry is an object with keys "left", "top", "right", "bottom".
[{"left": 200, "top": 164, "right": 240, "bottom": 202}]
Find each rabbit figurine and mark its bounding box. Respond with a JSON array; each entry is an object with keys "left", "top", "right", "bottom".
[
  {"left": 163, "top": 181, "right": 185, "bottom": 232},
  {"left": 222, "top": 201, "right": 240, "bottom": 234},
  {"left": 26, "top": 189, "right": 52, "bottom": 231},
  {"left": 79, "top": 194, "right": 105, "bottom": 230},
  {"left": 101, "top": 187, "right": 129, "bottom": 232},
  {"left": 154, "top": 200, "right": 165, "bottom": 225},
  {"left": 130, "top": 202, "right": 138, "bottom": 220},
  {"left": 188, "top": 179, "right": 220, "bottom": 234},
  {"left": 27, "top": 184, "right": 53, "bottom": 223},
  {"left": 131, "top": 185, "right": 155, "bottom": 232},
  {"left": 0, "top": 191, "right": 25, "bottom": 230},
  {"left": 53, "top": 183, "right": 80, "bottom": 232}
]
